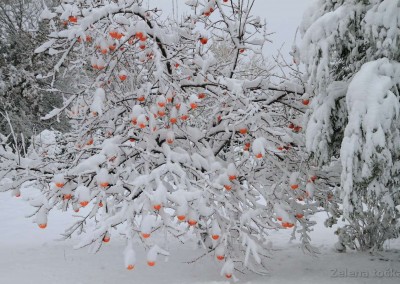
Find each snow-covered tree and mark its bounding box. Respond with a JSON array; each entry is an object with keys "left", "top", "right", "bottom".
[
  {"left": 301, "top": 0, "right": 400, "bottom": 251},
  {"left": 1, "top": 0, "right": 321, "bottom": 278},
  {"left": 0, "top": 0, "right": 69, "bottom": 144}
]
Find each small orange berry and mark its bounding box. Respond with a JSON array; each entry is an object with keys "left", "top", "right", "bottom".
[
  {"left": 141, "top": 233, "right": 151, "bottom": 239},
  {"left": 80, "top": 201, "right": 89, "bottom": 207}
]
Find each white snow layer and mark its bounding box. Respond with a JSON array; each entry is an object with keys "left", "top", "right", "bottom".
[{"left": 340, "top": 59, "right": 400, "bottom": 215}]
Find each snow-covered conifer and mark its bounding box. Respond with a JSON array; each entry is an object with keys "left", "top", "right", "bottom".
[{"left": 301, "top": 0, "right": 400, "bottom": 251}]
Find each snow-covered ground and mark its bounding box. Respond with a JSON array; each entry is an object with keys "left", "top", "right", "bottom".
[{"left": 1, "top": 191, "right": 399, "bottom": 284}]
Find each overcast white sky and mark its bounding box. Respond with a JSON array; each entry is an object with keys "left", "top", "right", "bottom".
[{"left": 147, "top": 0, "right": 317, "bottom": 58}]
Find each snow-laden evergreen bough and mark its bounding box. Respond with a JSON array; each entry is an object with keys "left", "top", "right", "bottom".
[
  {"left": 300, "top": 0, "right": 400, "bottom": 251},
  {"left": 0, "top": 0, "right": 328, "bottom": 278},
  {"left": 0, "top": 0, "right": 69, "bottom": 142}
]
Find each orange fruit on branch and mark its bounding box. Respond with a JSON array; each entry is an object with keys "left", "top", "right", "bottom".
[
  {"left": 211, "top": 234, "right": 220, "bottom": 240},
  {"left": 80, "top": 201, "right": 89, "bottom": 207},
  {"left": 68, "top": 16, "right": 78, "bottom": 23},
  {"left": 99, "top": 182, "right": 109, "bottom": 188},
  {"left": 239, "top": 128, "right": 247, "bottom": 134},
  {"left": 55, "top": 182, "right": 65, "bottom": 188},
  {"left": 141, "top": 233, "right": 151, "bottom": 239},
  {"left": 199, "top": 37, "right": 208, "bottom": 45},
  {"left": 63, "top": 194, "right": 72, "bottom": 200},
  {"left": 224, "top": 184, "right": 232, "bottom": 191},
  {"left": 38, "top": 223, "right": 47, "bottom": 229},
  {"left": 119, "top": 74, "right": 127, "bottom": 81}
]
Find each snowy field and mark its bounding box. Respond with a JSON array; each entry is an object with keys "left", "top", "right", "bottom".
[{"left": 1, "top": 191, "right": 399, "bottom": 284}]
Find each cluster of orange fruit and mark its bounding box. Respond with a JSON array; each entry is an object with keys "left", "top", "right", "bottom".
[
  {"left": 275, "top": 213, "right": 304, "bottom": 229},
  {"left": 288, "top": 122, "right": 302, "bottom": 133}
]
